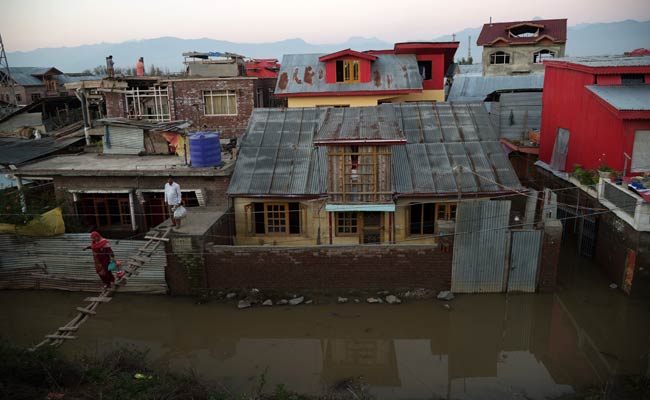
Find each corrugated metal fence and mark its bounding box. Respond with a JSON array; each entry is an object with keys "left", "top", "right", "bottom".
[
  {"left": 0, "top": 234, "right": 167, "bottom": 293},
  {"left": 452, "top": 200, "right": 543, "bottom": 293}
]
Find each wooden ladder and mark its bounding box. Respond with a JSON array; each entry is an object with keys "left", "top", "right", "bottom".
[{"left": 30, "top": 227, "right": 172, "bottom": 351}]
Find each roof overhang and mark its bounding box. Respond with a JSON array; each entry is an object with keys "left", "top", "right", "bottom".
[
  {"left": 64, "top": 79, "right": 128, "bottom": 90},
  {"left": 585, "top": 87, "right": 650, "bottom": 120},
  {"left": 274, "top": 89, "right": 421, "bottom": 98},
  {"left": 544, "top": 61, "right": 650, "bottom": 75},
  {"left": 314, "top": 138, "right": 407, "bottom": 146},
  {"left": 319, "top": 49, "right": 377, "bottom": 62},
  {"left": 325, "top": 203, "right": 396, "bottom": 212}
]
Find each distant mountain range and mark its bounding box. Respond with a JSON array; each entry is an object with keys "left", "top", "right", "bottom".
[{"left": 6, "top": 20, "right": 650, "bottom": 73}]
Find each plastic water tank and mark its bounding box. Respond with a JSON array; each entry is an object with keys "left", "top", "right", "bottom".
[{"left": 189, "top": 132, "right": 221, "bottom": 167}]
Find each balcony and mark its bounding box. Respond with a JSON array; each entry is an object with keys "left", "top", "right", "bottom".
[{"left": 598, "top": 179, "right": 650, "bottom": 231}]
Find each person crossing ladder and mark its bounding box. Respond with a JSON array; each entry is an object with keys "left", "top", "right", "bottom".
[{"left": 164, "top": 175, "right": 183, "bottom": 228}]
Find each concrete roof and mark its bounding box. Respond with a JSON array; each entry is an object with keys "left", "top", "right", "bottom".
[
  {"left": 14, "top": 153, "right": 234, "bottom": 177},
  {"left": 0, "top": 137, "right": 83, "bottom": 166},
  {"left": 586, "top": 85, "right": 650, "bottom": 111}
]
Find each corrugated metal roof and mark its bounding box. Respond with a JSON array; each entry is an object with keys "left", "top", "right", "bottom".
[
  {"left": 228, "top": 103, "right": 522, "bottom": 196},
  {"left": 586, "top": 85, "right": 650, "bottom": 111},
  {"left": 0, "top": 234, "right": 167, "bottom": 293},
  {"left": 55, "top": 74, "right": 104, "bottom": 84},
  {"left": 96, "top": 118, "right": 191, "bottom": 131},
  {"left": 315, "top": 104, "right": 405, "bottom": 143},
  {"left": 451, "top": 200, "right": 512, "bottom": 293},
  {"left": 448, "top": 74, "right": 544, "bottom": 102},
  {"left": 0, "top": 136, "right": 83, "bottom": 166},
  {"left": 554, "top": 55, "right": 650, "bottom": 68},
  {"left": 477, "top": 19, "right": 567, "bottom": 45},
  {"left": 228, "top": 108, "right": 327, "bottom": 196},
  {"left": 458, "top": 64, "right": 482, "bottom": 75},
  {"left": 497, "top": 92, "right": 542, "bottom": 140},
  {"left": 275, "top": 53, "right": 423, "bottom": 95}
]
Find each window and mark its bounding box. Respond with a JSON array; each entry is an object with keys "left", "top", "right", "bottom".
[
  {"left": 631, "top": 130, "right": 650, "bottom": 173},
  {"left": 15, "top": 94, "right": 22, "bottom": 103},
  {"left": 436, "top": 203, "right": 457, "bottom": 221},
  {"left": 76, "top": 193, "right": 131, "bottom": 228},
  {"left": 44, "top": 79, "right": 57, "bottom": 92},
  {"left": 533, "top": 49, "right": 555, "bottom": 64},
  {"left": 336, "top": 212, "right": 358, "bottom": 235},
  {"left": 622, "top": 74, "right": 645, "bottom": 85},
  {"left": 490, "top": 51, "right": 511, "bottom": 65},
  {"left": 409, "top": 203, "right": 435, "bottom": 235},
  {"left": 417, "top": 61, "right": 432, "bottom": 80},
  {"left": 203, "top": 90, "right": 237, "bottom": 115},
  {"left": 509, "top": 25, "right": 539, "bottom": 38},
  {"left": 335, "top": 59, "right": 360, "bottom": 83},
  {"left": 246, "top": 202, "right": 302, "bottom": 235},
  {"left": 31, "top": 93, "right": 41, "bottom": 102}
]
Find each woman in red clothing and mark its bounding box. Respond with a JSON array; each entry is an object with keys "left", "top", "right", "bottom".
[{"left": 84, "top": 231, "right": 115, "bottom": 288}]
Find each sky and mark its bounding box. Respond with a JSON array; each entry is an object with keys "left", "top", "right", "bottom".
[{"left": 2, "top": 0, "right": 650, "bottom": 52}]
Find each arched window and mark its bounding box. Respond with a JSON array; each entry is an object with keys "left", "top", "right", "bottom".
[
  {"left": 533, "top": 49, "right": 556, "bottom": 64},
  {"left": 490, "top": 51, "right": 511, "bottom": 65}
]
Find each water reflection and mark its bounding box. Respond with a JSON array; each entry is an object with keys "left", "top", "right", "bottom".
[{"left": 1, "top": 247, "right": 648, "bottom": 399}]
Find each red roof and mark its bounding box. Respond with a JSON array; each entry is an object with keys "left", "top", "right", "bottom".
[
  {"left": 477, "top": 18, "right": 567, "bottom": 46},
  {"left": 318, "top": 49, "right": 377, "bottom": 62}
]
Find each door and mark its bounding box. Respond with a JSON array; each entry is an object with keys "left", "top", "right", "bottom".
[
  {"left": 362, "top": 212, "right": 382, "bottom": 244},
  {"left": 507, "top": 230, "right": 543, "bottom": 293}
]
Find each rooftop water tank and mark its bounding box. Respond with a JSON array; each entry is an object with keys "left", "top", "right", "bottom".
[{"left": 189, "top": 131, "right": 221, "bottom": 168}]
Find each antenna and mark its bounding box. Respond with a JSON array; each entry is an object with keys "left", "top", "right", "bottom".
[
  {"left": 452, "top": 33, "right": 456, "bottom": 41},
  {"left": 0, "top": 33, "right": 16, "bottom": 107}
]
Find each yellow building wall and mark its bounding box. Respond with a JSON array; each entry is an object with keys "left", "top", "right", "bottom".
[
  {"left": 392, "top": 90, "right": 445, "bottom": 103},
  {"left": 286, "top": 90, "right": 445, "bottom": 108},
  {"left": 393, "top": 198, "right": 457, "bottom": 245},
  {"left": 287, "top": 95, "right": 393, "bottom": 108}
]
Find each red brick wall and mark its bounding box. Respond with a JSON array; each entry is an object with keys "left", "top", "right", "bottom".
[
  {"left": 203, "top": 245, "right": 453, "bottom": 291},
  {"left": 169, "top": 78, "right": 255, "bottom": 139}
]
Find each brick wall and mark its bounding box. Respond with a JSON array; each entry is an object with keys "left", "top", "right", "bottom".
[
  {"left": 538, "top": 219, "right": 562, "bottom": 291},
  {"left": 169, "top": 78, "right": 255, "bottom": 139},
  {"left": 203, "top": 244, "right": 453, "bottom": 291},
  {"left": 105, "top": 92, "right": 125, "bottom": 118}
]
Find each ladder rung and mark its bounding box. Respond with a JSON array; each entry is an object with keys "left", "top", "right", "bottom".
[
  {"left": 137, "top": 247, "right": 154, "bottom": 252},
  {"left": 84, "top": 297, "right": 112, "bottom": 303},
  {"left": 76, "top": 307, "right": 96, "bottom": 315},
  {"left": 57, "top": 326, "right": 78, "bottom": 332},
  {"left": 130, "top": 255, "right": 150, "bottom": 262},
  {"left": 46, "top": 334, "right": 77, "bottom": 340},
  {"left": 144, "top": 235, "right": 169, "bottom": 242}
]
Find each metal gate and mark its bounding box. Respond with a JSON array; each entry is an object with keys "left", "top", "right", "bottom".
[
  {"left": 452, "top": 200, "right": 511, "bottom": 293},
  {"left": 578, "top": 213, "right": 597, "bottom": 257},
  {"left": 507, "top": 230, "right": 543, "bottom": 293}
]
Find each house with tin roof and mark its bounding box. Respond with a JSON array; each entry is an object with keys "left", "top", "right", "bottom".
[
  {"left": 274, "top": 42, "right": 458, "bottom": 108},
  {"left": 477, "top": 18, "right": 567, "bottom": 76},
  {"left": 227, "top": 102, "right": 522, "bottom": 246},
  {"left": 0, "top": 67, "right": 102, "bottom": 106}
]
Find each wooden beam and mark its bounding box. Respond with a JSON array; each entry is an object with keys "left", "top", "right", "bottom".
[
  {"left": 84, "top": 297, "right": 112, "bottom": 303},
  {"left": 144, "top": 235, "right": 169, "bottom": 242},
  {"left": 76, "top": 307, "right": 96, "bottom": 315},
  {"left": 57, "top": 326, "right": 78, "bottom": 332},
  {"left": 46, "top": 334, "right": 77, "bottom": 340},
  {"left": 130, "top": 255, "right": 150, "bottom": 262}
]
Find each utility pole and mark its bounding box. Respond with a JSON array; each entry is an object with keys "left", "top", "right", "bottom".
[
  {"left": 468, "top": 36, "right": 472, "bottom": 63},
  {"left": 0, "top": 33, "right": 17, "bottom": 107}
]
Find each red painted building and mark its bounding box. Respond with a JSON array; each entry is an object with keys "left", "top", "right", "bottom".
[
  {"left": 245, "top": 59, "right": 280, "bottom": 78},
  {"left": 539, "top": 55, "right": 650, "bottom": 175}
]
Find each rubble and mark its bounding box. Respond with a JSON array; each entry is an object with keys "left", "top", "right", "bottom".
[
  {"left": 437, "top": 291, "right": 455, "bottom": 301},
  {"left": 289, "top": 296, "right": 304, "bottom": 306},
  {"left": 262, "top": 299, "right": 273, "bottom": 306},
  {"left": 385, "top": 295, "right": 401, "bottom": 304},
  {"left": 338, "top": 297, "right": 349, "bottom": 304},
  {"left": 237, "top": 300, "right": 251, "bottom": 309}
]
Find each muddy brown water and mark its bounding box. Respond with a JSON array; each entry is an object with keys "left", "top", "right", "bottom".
[{"left": 1, "top": 244, "right": 649, "bottom": 400}]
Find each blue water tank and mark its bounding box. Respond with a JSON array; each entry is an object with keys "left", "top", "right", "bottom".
[{"left": 189, "top": 131, "right": 221, "bottom": 167}]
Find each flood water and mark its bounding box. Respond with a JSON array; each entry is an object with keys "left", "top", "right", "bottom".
[{"left": 1, "top": 242, "right": 649, "bottom": 400}]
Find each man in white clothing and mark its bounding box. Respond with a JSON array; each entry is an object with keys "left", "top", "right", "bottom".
[{"left": 164, "top": 175, "right": 182, "bottom": 228}]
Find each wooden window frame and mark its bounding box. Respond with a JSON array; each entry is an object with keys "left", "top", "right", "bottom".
[
  {"left": 77, "top": 194, "right": 131, "bottom": 228},
  {"left": 408, "top": 203, "right": 436, "bottom": 236},
  {"left": 336, "top": 59, "right": 360, "bottom": 83},
  {"left": 436, "top": 203, "right": 457, "bottom": 221},
  {"left": 490, "top": 51, "right": 511, "bottom": 65},
  {"left": 335, "top": 211, "right": 358, "bottom": 236},
  {"left": 245, "top": 202, "right": 304, "bottom": 236},
  {"left": 327, "top": 146, "right": 392, "bottom": 203},
  {"left": 203, "top": 89, "right": 238, "bottom": 116}
]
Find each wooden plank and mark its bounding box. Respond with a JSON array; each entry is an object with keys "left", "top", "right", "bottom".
[
  {"left": 76, "top": 307, "right": 96, "bottom": 315},
  {"left": 144, "top": 235, "right": 169, "bottom": 242},
  {"left": 84, "top": 297, "right": 112, "bottom": 303},
  {"left": 46, "top": 334, "right": 77, "bottom": 340},
  {"left": 137, "top": 247, "right": 154, "bottom": 252},
  {"left": 57, "top": 326, "right": 78, "bottom": 332},
  {"left": 130, "top": 255, "right": 150, "bottom": 262}
]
